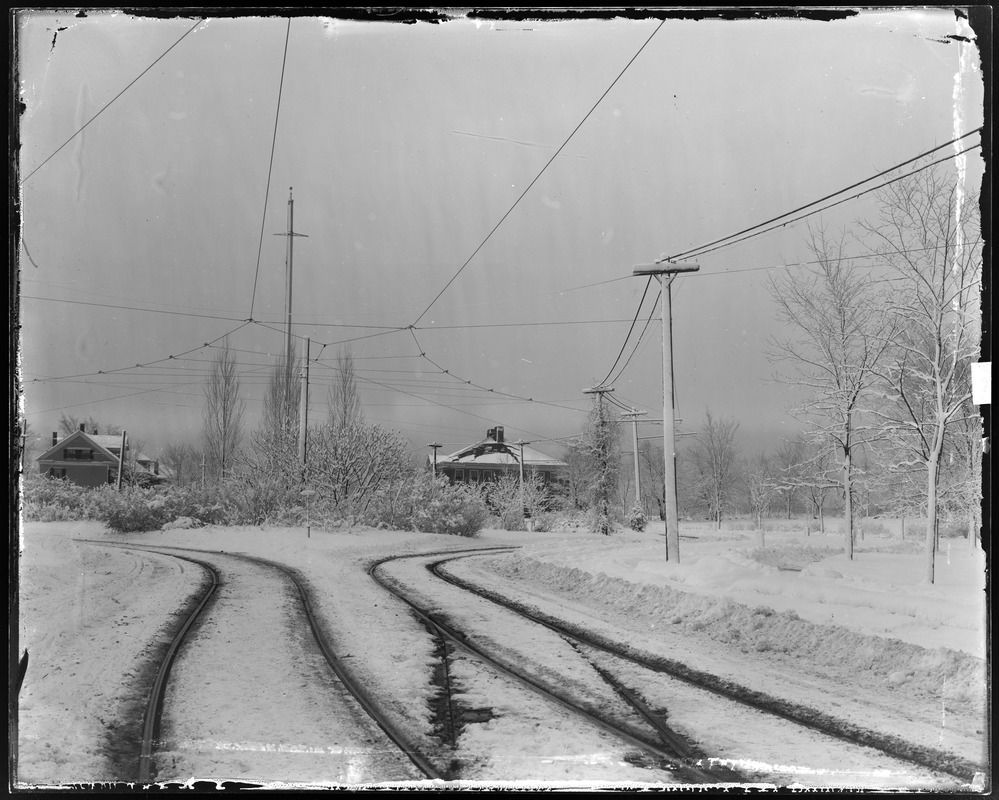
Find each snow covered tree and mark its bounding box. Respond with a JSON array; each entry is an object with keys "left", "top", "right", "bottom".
[
  {"left": 767, "top": 226, "right": 893, "bottom": 559},
  {"left": 688, "top": 409, "right": 741, "bottom": 529},
  {"left": 575, "top": 394, "right": 622, "bottom": 535},
  {"left": 744, "top": 451, "right": 782, "bottom": 533},
  {"left": 862, "top": 168, "right": 982, "bottom": 582}
]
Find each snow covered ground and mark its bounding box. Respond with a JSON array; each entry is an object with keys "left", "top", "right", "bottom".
[{"left": 14, "top": 518, "right": 989, "bottom": 791}]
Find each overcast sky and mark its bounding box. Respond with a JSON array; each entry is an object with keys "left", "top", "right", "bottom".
[{"left": 15, "top": 8, "right": 985, "bottom": 463}]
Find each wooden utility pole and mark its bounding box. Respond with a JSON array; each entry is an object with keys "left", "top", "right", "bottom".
[
  {"left": 298, "top": 337, "right": 310, "bottom": 473},
  {"left": 428, "top": 442, "right": 442, "bottom": 476},
  {"left": 116, "top": 431, "right": 127, "bottom": 491},
  {"left": 274, "top": 188, "right": 309, "bottom": 366},
  {"left": 621, "top": 408, "right": 647, "bottom": 507},
  {"left": 632, "top": 260, "right": 699, "bottom": 562},
  {"left": 512, "top": 439, "right": 530, "bottom": 530}
]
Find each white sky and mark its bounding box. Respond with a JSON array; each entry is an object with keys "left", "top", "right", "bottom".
[{"left": 15, "top": 8, "right": 986, "bottom": 461}]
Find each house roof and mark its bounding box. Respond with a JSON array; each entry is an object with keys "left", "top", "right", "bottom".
[
  {"left": 36, "top": 430, "right": 119, "bottom": 463},
  {"left": 37, "top": 431, "right": 157, "bottom": 473},
  {"left": 438, "top": 437, "right": 565, "bottom": 468}
]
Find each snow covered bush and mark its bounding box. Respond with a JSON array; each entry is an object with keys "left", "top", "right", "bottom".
[
  {"left": 481, "top": 473, "right": 553, "bottom": 531},
  {"left": 411, "top": 475, "right": 489, "bottom": 537},
  {"left": 97, "top": 486, "right": 169, "bottom": 533},
  {"left": 627, "top": 504, "right": 647, "bottom": 532},
  {"left": 368, "top": 472, "right": 488, "bottom": 536}
]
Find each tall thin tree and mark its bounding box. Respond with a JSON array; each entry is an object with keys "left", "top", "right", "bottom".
[{"left": 202, "top": 336, "right": 245, "bottom": 484}]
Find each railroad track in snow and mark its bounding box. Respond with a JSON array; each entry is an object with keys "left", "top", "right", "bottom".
[
  {"left": 75, "top": 540, "right": 442, "bottom": 784},
  {"left": 369, "top": 548, "right": 742, "bottom": 785},
  {"left": 374, "top": 549, "right": 983, "bottom": 786}
]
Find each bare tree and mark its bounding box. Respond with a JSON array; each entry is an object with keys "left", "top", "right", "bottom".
[
  {"left": 561, "top": 439, "right": 590, "bottom": 512},
  {"left": 327, "top": 347, "right": 364, "bottom": 429},
  {"left": 862, "top": 168, "right": 982, "bottom": 581},
  {"left": 255, "top": 353, "right": 301, "bottom": 485},
  {"left": 58, "top": 413, "right": 122, "bottom": 436},
  {"left": 773, "top": 436, "right": 807, "bottom": 519},
  {"left": 744, "top": 451, "right": 782, "bottom": 534},
  {"left": 941, "top": 400, "right": 984, "bottom": 550},
  {"left": 161, "top": 442, "right": 196, "bottom": 485},
  {"left": 202, "top": 337, "right": 245, "bottom": 484},
  {"left": 768, "top": 226, "right": 893, "bottom": 559},
  {"left": 688, "top": 409, "right": 740, "bottom": 529}
]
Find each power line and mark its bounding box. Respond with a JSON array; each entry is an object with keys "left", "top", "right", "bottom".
[
  {"left": 409, "top": 18, "right": 665, "bottom": 328},
  {"left": 594, "top": 276, "right": 653, "bottom": 388},
  {"left": 666, "top": 127, "right": 983, "bottom": 262},
  {"left": 248, "top": 18, "right": 292, "bottom": 320},
  {"left": 684, "top": 143, "right": 983, "bottom": 262},
  {"left": 20, "top": 18, "right": 205, "bottom": 184}
]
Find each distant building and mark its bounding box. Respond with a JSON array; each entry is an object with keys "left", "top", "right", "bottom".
[
  {"left": 35, "top": 425, "right": 163, "bottom": 488},
  {"left": 433, "top": 426, "right": 567, "bottom": 486}
]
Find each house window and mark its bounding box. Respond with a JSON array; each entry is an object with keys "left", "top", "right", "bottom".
[
  {"left": 455, "top": 470, "right": 465, "bottom": 482},
  {"left": 63, "top": 448, "right": 93, "bottom": 460},
  {"left": 49, "top": 467, "right": 67, "bottom": 479},
  {"left": 470, "top": 470, "right": 479, "bottom": 483}
]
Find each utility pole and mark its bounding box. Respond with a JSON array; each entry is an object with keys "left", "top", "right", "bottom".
[
  {"left": 116, "top": 431, "right": 127, "bottom": 491},
  {"left": 298, "top": 337, "right": 310, "bottom": 474},
  {"left": 582, "top": 386, "right": 615, "bottom": 535},
  {"left": 274, "top": 188, "right": 309, "bottom": 367},
  {"left": 512, "top": 439, "right": 530, "bottom": 530},
  {"left": 428, "top": 442, "right": 442, "bottom": 477},
  {"left": 621, "top": 408, "right": 647, "bottom": 507},
  {"left": 632, "top": 259, "right": 699, "bottom": 562}
]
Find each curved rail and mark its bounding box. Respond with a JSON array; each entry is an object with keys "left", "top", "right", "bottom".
[
  {"left": 136, "top": 553, "right": 219, "bottom": 783},
  {"left": 369, "top": 552, "right": 731, "bottom": 784},
  {"left": 78, "top": 540, "right": 447, "bottom": 782},
  {"left": 427, "top": 550, "right": 985, "bottom": 784},
  {"left": 74, "top": 539, "right": 220, "bottom": 784}
]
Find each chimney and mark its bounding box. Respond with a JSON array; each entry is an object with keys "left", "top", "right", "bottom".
[
  {"left": 52, "top": 432, "right": 58, "bottom": 446},
  {"left": 496, "top": 426, "right": 504, "bottom": 443},
  {"left": 79, "top": 423, "right": 85, "bottom": 433}
]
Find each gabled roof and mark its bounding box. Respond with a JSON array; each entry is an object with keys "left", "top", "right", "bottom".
[
  {"left": 36, "top": 430, "right": 119, "bottom": 463},
  {"left": 438, "top": 437, "right": 565, "bottom": 468},
  {"left": 36, "top": 431, "right": 157, "bottom": 473}
]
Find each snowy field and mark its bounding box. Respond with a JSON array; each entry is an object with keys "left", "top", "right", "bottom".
[{"left": 14, "top": 518, "right": 989, "bottom": 791}]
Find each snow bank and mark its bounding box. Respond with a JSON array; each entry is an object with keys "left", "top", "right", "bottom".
[{"left": 484, "top": 530, "right": 987, "bottom": 709}]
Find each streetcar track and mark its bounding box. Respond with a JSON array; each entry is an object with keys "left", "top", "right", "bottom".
[
  {"left": 75, "top": 540, "right": 445, "bottom": 783},
  {"left": 369, "top": 551, "right": 732, "bottom": 784},
  {"left": 425, "top": 550, "right": 985, "bottom": 783}
]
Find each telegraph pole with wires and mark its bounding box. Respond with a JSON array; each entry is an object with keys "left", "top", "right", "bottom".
[
  {"left": 621, "top": 408, "right": 647, "bottom": 508},
  {"left": 274, "top": 187, "right": 309, "bottom": 366},
  {"left": 632, "top": 259, "right": 699, "bottom": 562},
  {"left": 512, "top": 439, "right": 530, "bottom": 530},
  {"left": 298, "top": 337, "right": 310, "bottom": 475},
  {"left": 428, "top": 442, "right": 442, "bottom": 477}
]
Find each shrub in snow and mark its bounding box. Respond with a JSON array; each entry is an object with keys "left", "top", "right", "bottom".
[
  {"left": 411, "top": 477, "right": 489, "bottom": 537},
  {"left": 98, "top": 486, "right": 168, "bottom": 533},
  {"left": 364, "top": 471, "right": 488, "bottom": 536},
  {"left": 627, "top": 504, "right": 647, "bottom": 532}
]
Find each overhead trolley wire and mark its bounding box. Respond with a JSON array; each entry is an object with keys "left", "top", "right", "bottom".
[
  {"left": 409, "top": 18, "right": 666, "bottom": 328},
  {"left": 591, "top": 129, "right": 984, "bottom": 395},
  {"left": 20, "top": 18, "right": 205, "bottom": 185},
  {"left": 248, "top": 18, "right": 292, "bottom": 320}
]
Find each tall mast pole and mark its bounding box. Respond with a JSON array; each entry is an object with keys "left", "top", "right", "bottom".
[{"left": 275, "top": 187, "right": 309, "bottom": 367}]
